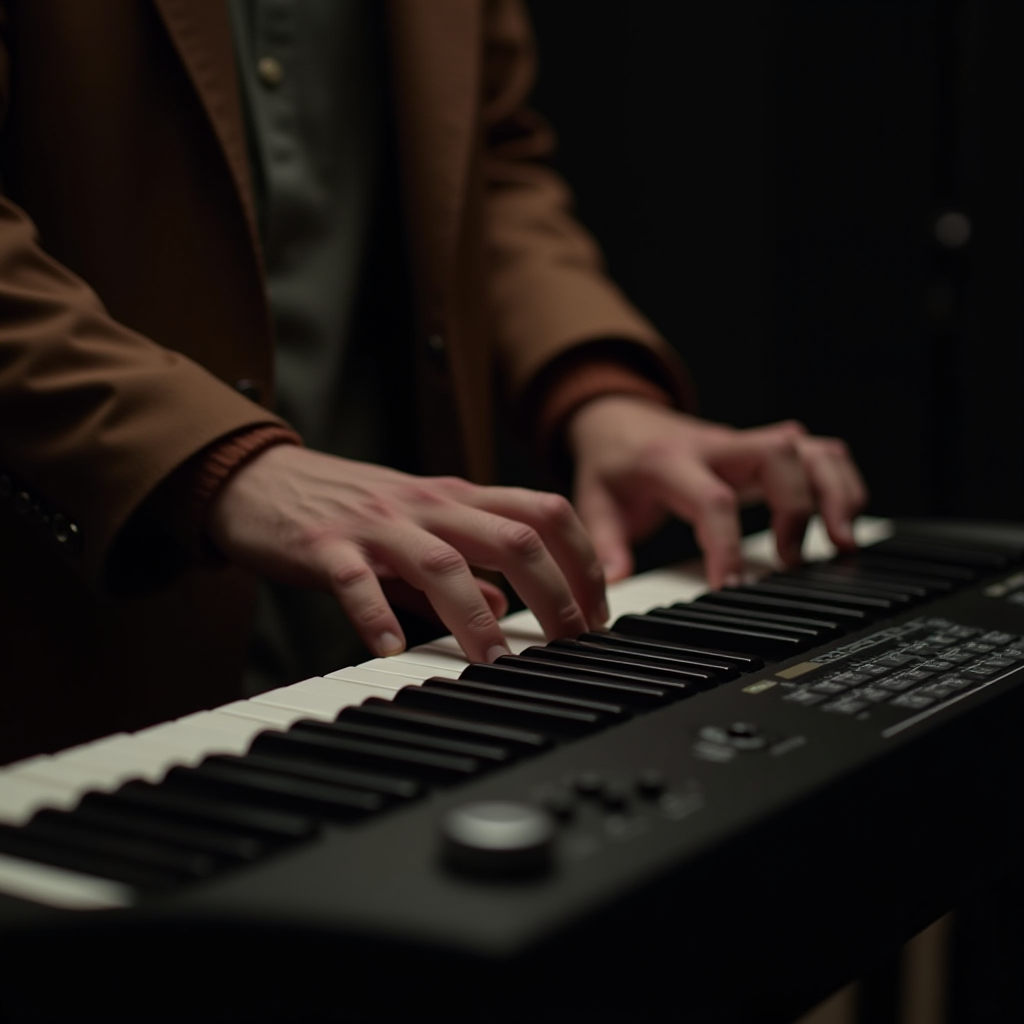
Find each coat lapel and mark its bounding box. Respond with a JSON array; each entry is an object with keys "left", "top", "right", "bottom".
[
  {"left": 385, "top": 0, "right": 481, "bottom": 327},
  {"left": 152, "top": 0, "right": 262, "bottom": 261}
]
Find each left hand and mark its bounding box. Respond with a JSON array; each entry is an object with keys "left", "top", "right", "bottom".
[{"left": 566, "top": 396, "right": 868, "bottom": 587}]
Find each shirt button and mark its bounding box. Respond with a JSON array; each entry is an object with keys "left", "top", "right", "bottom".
[{"left": 257, "top": 56, "right": 284, "bottom": 88}]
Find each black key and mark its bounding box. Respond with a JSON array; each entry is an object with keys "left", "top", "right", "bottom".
[
  {"left": 507, "top": 648, "right": 689, "bottom": 692},
  {"left": 250, "top": 729, "right": 481, "bottom": 785},
  {"left": 742, "top": 580, "right": 895, "bottom": 613},
  {"left": 75, "top": 793, "right": 265, "bottom": 861},
  {"left": 211, "top": 751, "right": 423, "bottom": 800},
  {"left": 869, "top": 537, "right": 1011, "bottom": 570},
  {"left": 791, "top": 565, "right": 937, "bottom": 599},
  {"left": 476, "top": 657, "right": 677, "bottom": 708},
  {"left": 440, "top": 672, "right": 633, "bottom": 718},
  {"left": 843, "top": 553, "right": 977, "bottom": 583},
  {"left": 804, "top": 563, "right": 954, "bottom": 593},
  {"left": 292, "top": 717, "right": 512, "bottom": 767},
  {"left": 25, "top": 811, "right": 217, "bottom": 879},
  {"left": 652, "top": 605, "right": 823, "bottom": 640},
  {"left": 165, "top": 762, "right": 386, "bottom": 823},
  {"left": 769, "top": 572, "right": 915, "bottom": 604},
  {"left": 0, "top": 823, "right": 179, "bottom": 890},
  {"left": 613, "top": 612, "right": 808, "bottom": 659},
  {"left": 575, "top": 631, "right": 760, "bottom": 673},
  {"left": 109, "top": 781, "right": 317, "bottom": 840},
  {"left": 539, "top": 640, "right": 724, "bottom": 685},
  {"left": 395, "top": 681, "right": 607, "bottom": 736},
  {"left": 347, "top": 700, "right": 552, "bottom": 754},
  {"left": 689, "top": 595, "right": 845, "bottom": 638},
  {"left": 703, "top": 586, "right": 871, "bottom": 625}
]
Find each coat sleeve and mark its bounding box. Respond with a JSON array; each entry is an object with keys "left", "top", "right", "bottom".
[
  {"left": 479, "top": 0, "right": 696, "bottom": 415},
  {"left": 0, "top": 199, "right": 289, "bottom": 591}
]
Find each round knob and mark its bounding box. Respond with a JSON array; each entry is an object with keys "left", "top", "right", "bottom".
[{"left": 441, "top": 801, "right": 555, "bottom": 878}]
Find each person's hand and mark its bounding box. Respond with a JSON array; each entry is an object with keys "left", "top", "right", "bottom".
[
  {"left": 566, "top": 396, "right": 868, "bottom": 587},
  {"left": 206, "top": 446, "right": 608, "bottom": 662}
]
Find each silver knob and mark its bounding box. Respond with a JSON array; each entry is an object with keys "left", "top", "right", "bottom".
[{"left": 441, "top": 801, "right": 555, "bottom": 878}]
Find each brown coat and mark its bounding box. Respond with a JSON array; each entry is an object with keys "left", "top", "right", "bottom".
[{"left": 0, "top": 0, "right": 688, "bottom": 763}]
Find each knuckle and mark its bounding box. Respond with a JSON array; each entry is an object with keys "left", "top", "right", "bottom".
[
  {"left": 329, "top": 561, "right": 375, "bottom": 591},
  {"left": 766, "top": 436, "right": 800, "bottom": 459},
  {"left": 433, "top": 476, "right": 474, "bottom": 499},
  {"left": 497, "top": 521, "right": 545, "bottom": 561},
  {"left": 554, "top": 600, "right": 584, "bottom": 628},
  {"left": 536, "top": 491, "right": 575, "bottom": 527},
  {"left": 353, "top": 603, "right": 394, "bottom": 631},
  {"left": 395, "top": 482, "right": 447, "bottom": 508},
  {"left": 418, "top": 544, "right": 467, "bottom": 579},
  {"left": 466, "top": 606, "right": 499, "bottom": 633},
  {"left": 699, "top": 486, "right": 738, "bottom": 517},
  {"left": 351, "top": 496, "right": 396, "bottom": 523}
]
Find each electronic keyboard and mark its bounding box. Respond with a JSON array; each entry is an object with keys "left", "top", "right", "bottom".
[{"left": 1, "top": 517, "right": 1022, "bottom": 1024}]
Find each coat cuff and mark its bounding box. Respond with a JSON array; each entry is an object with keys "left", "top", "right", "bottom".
[
  {"left": 527, "top": 339, "right": 698, "bottom": 478},
  {"left": 146, "top": 424, "right": 303, "bottom": 563}
]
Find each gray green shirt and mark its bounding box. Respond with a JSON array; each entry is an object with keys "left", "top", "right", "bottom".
[{"left": 229, "top": 0, "right": 388, "bottom": 691}]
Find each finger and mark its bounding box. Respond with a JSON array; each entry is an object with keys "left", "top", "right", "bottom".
[
  {"left": 640, "top": 459, "right": 744, "bottom": 589},
  {"left": 475, "top": 578, "right": 511, "bottom": 619},
  {"left": 574, "top": 472, "right": 634, "bottom": 585},
  {"left": 372, "top": 525, "right": 512, "bottom": 664},
  {"left": 756, "top": 440, "right": 816, "bottom": 567},
  {"left": 382, "top": 576, "right": 509, "bottom": 624},
  {"left": 410, "top": 502, "right": 588, "bottom": 641},
  {"left": 799, "top": 439, "right": 869, "bottom": 550},
  {"left": 319, "top": 542, "right": 408, "bottom": 658},
  {"left": 442, "top": 486, "right": 605, "bottom": 632}
]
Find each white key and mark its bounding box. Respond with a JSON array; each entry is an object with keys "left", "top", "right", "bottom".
[
  {"left": 326, "top": 665, "right": 421, "bottom": 691},
  {"left": 217, "top": 700, "right": 313, "bottom": 728},
  {"left": 386, "top": 647, "right": 469, "bottom": 674},
  {"left": 174, "top": 710, "right": 271, "bottom": 747},
  {"left": 9, "top": 757, "right": 146, "bottom": 794},
  {"left": 607, "top": 565, "right": 709, "bottom": 619},
  {"left": 0, "top": 854, "right": 133, "bottom": 910},
  {"left": 8, "top": 733, "right": 181, "bottom": 795},
  {"left": 129, "top": 720, "right": 253, "bottom": 766},
  {"left": 291, "top": 676, "right": 395, "bottom": 704},
  {"left": 253, "top": 680, "right": 367, "bottom": 718},
  {"left": 3, "top": 755, "right": 53, "bottom": 773},
  {"left": 0, "top": 775, "right": 81, "bottom": 826},
  {"left": 345, "top": 659, "right": 457, "bottom": 682}
]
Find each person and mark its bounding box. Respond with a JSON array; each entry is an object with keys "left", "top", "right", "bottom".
[{"left": 0, "top": 0, "right": 865, "bottom": 764}]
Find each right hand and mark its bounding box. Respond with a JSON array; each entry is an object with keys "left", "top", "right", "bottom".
[{"left": 205, "top": 446, "right": 609, "bottom": 663}]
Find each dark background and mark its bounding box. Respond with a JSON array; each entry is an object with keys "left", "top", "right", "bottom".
[
  {"left": 522, "top": 2, "right": 1023, "bottom": 1022},
  {"left": 522, "top": 0, "right": 1022, "bottom": 546}
]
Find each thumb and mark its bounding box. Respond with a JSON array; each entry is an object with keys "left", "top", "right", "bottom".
[{"left": 575, "top": 474, "right": 634, "bottom": 583}]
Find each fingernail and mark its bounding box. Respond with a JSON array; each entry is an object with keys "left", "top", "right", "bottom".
[
  {"left": 486, "top": 644, "right": 511, "bottom": 664},
  {"left": 376, "top": 631, "right": 405, "bottom": 657},
  {"left": 594, "top": 599, "right": 610, "bottom": 626},
  {"left": 723, "top": 573, "right": 741, "bottom": 588}
]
